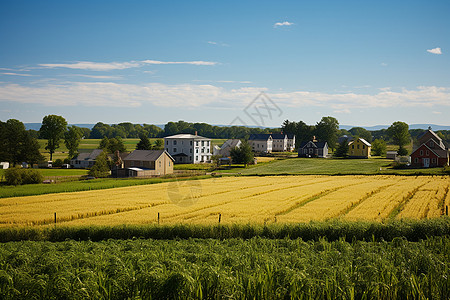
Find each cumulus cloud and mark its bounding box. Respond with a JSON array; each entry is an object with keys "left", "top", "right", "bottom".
[
  {"left": 427, "top": 47, "right": 442, "bottom": 55},
  {"left": 274, "top": 21, "right": 294, "bottom": 28}
]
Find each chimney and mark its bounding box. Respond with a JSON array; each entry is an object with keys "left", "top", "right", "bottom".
[
  {"left": 195, "top": 131, "right": 198, "bottom": 136},
  {"left": 312, "top": 136, "right": 317, "bottom": 142}
]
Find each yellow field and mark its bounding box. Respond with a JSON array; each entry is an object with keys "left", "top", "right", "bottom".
[{"left": 0, "top": 175, "right": 449, "bottom": 227}]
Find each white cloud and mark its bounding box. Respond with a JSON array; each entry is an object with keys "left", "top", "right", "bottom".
[
  {"left": 381, "top": 62, "right": 388, "bottom": 66},
  {"left": 207, "top": 41, "right": 229, "bottom": 47},
  {"left": 141, "top": 60, "right": 217, "bottom": 66},
  {"left": 1, "top": 72, "right": 34, "bottom": 77},
  {"left": 0, "top": 82, "right": 449, "bottom": 111},
  {"left": 274, "top": 21, "right": 294, "bottom": 28},
  {"left": 38, "top": 59, "right": 218, "bottom": 71},
  {"left": 427, "top": 47, "right": 442, "bottom": 55},
  {"left": 39, "top": 61, "right": 141, "bottom": 71},
  {"left": 62, "top": 74, "right": 123, "bottom": 79}
]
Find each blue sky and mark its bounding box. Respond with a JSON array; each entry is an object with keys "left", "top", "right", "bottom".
[{"left": 0, "top": 0, "right": 449, "bottom": 127}]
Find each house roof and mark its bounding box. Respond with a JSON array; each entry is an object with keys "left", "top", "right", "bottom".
[
  {"left": 164, "top": 134, "right": 210, "bottom": 140},
  {"left": 271, "top": 133, "right": 287, "bottom": 140},
  {"left": 286, "top": 133, "right": 295, "bottom": 139},
  {"left": 249, "top": 134, "right": 272, "bottom": 141},
  {"left": 348, "top": 138, "right": 371, "bottom": 147},
  {"left": 411, "top": 143, "right": 449, "bottom": 158},
  {"left": 75, "top": 149, "right": 103, "bottom": 161},
  {"left": 299, "top": 141, "right": 328, "bottom": 149},
  {"left": 221, "top": 139, "right": 241, "bottom": 149},
  {"left": 124, "top": 150, "right": 175, "bottom": 161}
]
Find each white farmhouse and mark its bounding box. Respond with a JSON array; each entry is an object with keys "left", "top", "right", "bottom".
[
  {"left": 248, "top": 134, "right": 273, "bottom": 153},
  {"left": 164, "top": 133, "right": 212, "bottom": 163}
]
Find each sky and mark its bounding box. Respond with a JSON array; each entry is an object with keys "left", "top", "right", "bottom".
[{"left": 0, "top": 0, "right": 449, "bottom": 128}]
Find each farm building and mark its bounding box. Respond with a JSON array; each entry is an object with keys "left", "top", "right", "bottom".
[
  {"left": 386, "top": 151, "right": 398, "bottom": 160},
  {"left": 113, "top": 150, "right": 174, "bottom": 177},
  {"left": 249, "top": 134, "right": 273, "bottom": 153},
  {"left": 410, "top": 128, "right": 449, "bottom": 168},
  {"left": 270, "top": 134, "right": 296, "bottom": 152},
  {"left": 348, "top": 138, "right": 371, "bottom": 158},
  {"left": 0, "top": 162, "right": 9, "bottom": 169},
  {"left": 298, "top": 138, "right": 328, "bottom": 158},
  {"left": 216, "top": 139, "right": 242, "bottom": 157},
  {"left": 164, "top": 133, "right": 211, "bottom": 164},
  {"left": 70, "top": 149, "right": 103, "bottom": 168}
]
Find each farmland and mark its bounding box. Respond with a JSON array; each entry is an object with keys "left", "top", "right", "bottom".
[{"left": 1, "top": 175, "right": 448, "bottom": 227}]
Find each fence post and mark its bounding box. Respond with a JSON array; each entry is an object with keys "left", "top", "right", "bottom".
[
  {"left": 54, "top": 212, "right": 57, "bottom": 224},
  {"left": 218, "top": 213, "right": 221, "bottom": 224},
  {"left": 446, "top": 206, "right": 448, "bottom": 216},
  {"left": 158, "top": 212, "right": 160, "bottom": 225}
]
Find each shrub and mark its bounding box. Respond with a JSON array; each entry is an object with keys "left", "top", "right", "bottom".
[
  {"left": 397, "top": 146, "right": 408, "bottom": 156},
  {"left": 53, "top": 159, "right": 63, "bottom": 167},
  {"left": 4, "top": 168, "right": 43, "bottom": 185}
]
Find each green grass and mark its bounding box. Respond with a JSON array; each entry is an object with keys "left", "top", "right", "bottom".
[
  {"left": 0, "top": 223, "right": 448, "bottom": 299},
  {"left": 0, "top": 175, "right": 211, "bottom": 199},
  {"left": 231, "top": 157, "right": 447, "bottom": 175}
]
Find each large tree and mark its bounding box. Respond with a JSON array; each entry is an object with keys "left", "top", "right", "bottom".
[
  {"left": 39, "top": 115, "right": 67, "bottom": 161},
  {"left": 99, "top": 137, "right": 126, "bottom": 153},
  {"left": 136, "top": 135, "right": 152, "bottom": 150},
  {"left": 230, "top": 141, "right": 254, "bottom": 167},
  {"left": 314, "top": 116, "right": 339, "bottom": 151},
  {"left": 349, "top": 127, "right": 372, "bottom": 142},
  {"left": 387, "top": 121, "right": 410, "bottom": 155},
  {"left": 64, "top": 126, "right": 83, "bottom": 159}
]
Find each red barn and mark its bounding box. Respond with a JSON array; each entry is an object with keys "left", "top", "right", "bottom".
[{"left": 410, "top": 129, "right": 449, "bottom": 168}]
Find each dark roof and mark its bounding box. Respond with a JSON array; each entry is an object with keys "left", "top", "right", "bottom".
[
  {"left": 124, "top": 150, "right": 174, "bottom": 161},
  {"left": 411, "top": 143, "right": 449, "bottom": 158},
  {"left": 172, "top": 153, "right": 188, "bottom": 157},
  {"left": 75, "top": 149, "right": 103, "bottom": 161},
  {"left": 271, "top": 133, "right": 286, "bottom": 140},
  {"left": 299, "top": 141, "right": 328, "bottom": 149},
  {"left": 249, "top": 134, "right": 272, "bottom": 141}
]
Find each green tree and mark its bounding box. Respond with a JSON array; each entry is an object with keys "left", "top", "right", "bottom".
[
  {"left": 88, "top": 152, "right": 111, "bottom": 178},
  {"left": 136, "top": 135, "right": 152, "bottom": 150},
  {"left": 371, "top": 139, "right": 387, "bottom": 156},
  {"left": 334, "top": 139, "right": 349, "bottom": 158},
  {"left": 99, "top": 137, "right": 126, "bottom": 153},
  {"left": 153, "top": 139, "right": 164, "bottom": 150},
  {"left": 21, "top": 132, "right": 45, "bottom": 165},
  {"left": 64, "top": 126, "right": 83, "bottom": 159},
  {"left": 349, "top": 127, "right": 372, "bottom": 142},
  {"left": 39, "top": 115, "right": 67, "bottom": 161},
  {"left": 314, "top": 116, "right": 339, "bottom": 151},
  {"left": 387, "top": 121, "right": 410, "bottom": 152},
  {"left": 230, "top": 141, "right": 254, "bottom": 167}
]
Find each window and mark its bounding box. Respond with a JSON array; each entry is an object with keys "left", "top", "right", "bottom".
[
  {"left": 196, "top": 156, "right": 198, "bottom": 161},
  {"left": 420, "top": 150, "right": 423, "bottom": 156},
  {"left": 432, "top": 158, "right": 436, "bottom": 163},
  {"left": 159, "top": 161, "right": 161, "bottom": 167},
  {"left": 357, "top": 145, "right": 360, "bottom": 149},
  {"left": 257, "top": 144, "right": 259, "bottom": 148},
  {"left": 415, "top": 158, "right": 419, "bottom": 163},
  {"left": 426, "top": 150, "right": 429, "bottom": 156},
  {"left": 430, "top": 141, "right": 434, "bottom": 147},
  {"left": 189, "top": 156, "right": 192, "bottom": 161},
  {"left": 196, "top": 149, "right": 198, "bottom": 153},
  {"left": 169, "top": 161, "right": 171, "bottom": 166},
  {"left": 173, "top": 148, "right": 177, "bottom": 152},
  {"left": 173, "top": 140, "right": 177, "bottom": 145},
  {"left": 196, "top": 141, "right": 199, "bottom": 146},
  {"left": 201, "top": 141, "right": 204, "bottom": 146},
  {"left": 201, "top": 148, "right": 204, "bottom": 153},
  {"left": 166, "top": 141, "right": 168, "bottom": 145},
  {"left": 363, "top": 145, "right": 365, "bottom": 149},
  {"left": 352, "top": 145, "right": 354, "bottom": 149},
  {"left": 207, "top": 141, "right": 210, "bottom": 146},
  {"left": 190, "top": 141, "right": 193, "bottom": 146},
  {"left": 190, "top": 149, "right": 192, "bottom": 153}
]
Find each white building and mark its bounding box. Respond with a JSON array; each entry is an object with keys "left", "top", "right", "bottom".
[
  {"left": 248, "top": 134, "right": 273, "bottom": 153},
  {"left": 164, "top": 133, "right": 212, "bottom": 163}
]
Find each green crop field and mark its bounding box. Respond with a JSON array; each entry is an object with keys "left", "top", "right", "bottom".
[
  {"left": 233, "top": 157, "right": 446, "bottom": 175},
  {"left": 0, "top": 231, "right": 448, "bottom": 299}
]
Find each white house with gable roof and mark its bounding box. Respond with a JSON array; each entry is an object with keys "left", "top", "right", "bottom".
[{"left": 164, "top": 133, "right": 212, "bottom": 163}]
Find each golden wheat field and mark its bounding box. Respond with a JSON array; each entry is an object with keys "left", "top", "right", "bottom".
[{"left": 0, "top": 175, "right": 449, "bottom": 227}]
